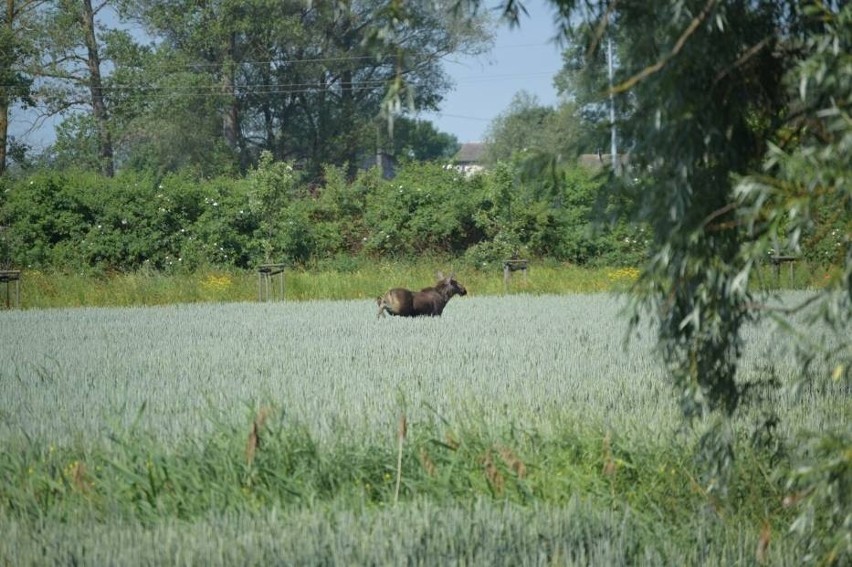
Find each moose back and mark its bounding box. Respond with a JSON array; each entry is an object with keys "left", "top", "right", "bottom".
[{"left": 377, "top": 273, "right": 467, "bottom": 318}]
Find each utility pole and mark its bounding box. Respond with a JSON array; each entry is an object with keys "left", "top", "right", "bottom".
[{"left": 607, "top": 36, "right": 618, "bottom": 174}]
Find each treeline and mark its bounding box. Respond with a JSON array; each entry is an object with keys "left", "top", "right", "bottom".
[
  {"left": 2, "top": 1, "right": 489, "bottom": 178},
  {"left": 0, "top": 155, "right": 653, "bottom": 273},
  {"left": 3, "top": 152, "right": 845, "bottom": 274}
]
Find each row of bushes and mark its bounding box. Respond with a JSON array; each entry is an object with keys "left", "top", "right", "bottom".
[{"left": 1, "top": 153, "right": 649, "bottom": 273}]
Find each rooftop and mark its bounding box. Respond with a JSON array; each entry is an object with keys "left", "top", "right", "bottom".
[{"left": 454, "top": 142, "right": 487, "bottom": 164}]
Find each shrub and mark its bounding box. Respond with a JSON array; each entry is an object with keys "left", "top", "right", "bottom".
[{"left": 363, "top": 162, "right": 485, "bottom": 258}]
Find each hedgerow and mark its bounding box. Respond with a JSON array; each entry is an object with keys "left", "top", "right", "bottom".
[{"left": 0, "top": 157, "right": 838, "bottom": 273}]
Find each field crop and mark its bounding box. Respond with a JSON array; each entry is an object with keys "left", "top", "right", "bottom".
[
  {"left": 0, "top": 294, "right": 666, "bottom": 446},
  {"left": 0, "top": 292, "right": 847, "bottom": 565}
]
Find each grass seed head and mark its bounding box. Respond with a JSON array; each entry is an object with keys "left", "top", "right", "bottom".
[
  {"left": 445, "top": 432, "right": 459, "bottom": 450},
  {"left": 756, "top": 521, "right": 771, "bottom": 564},
  {"left": 419, "top": 447, "right": 437, "bottom": 477},
  {"left": 246, "top": 424, "right": 259, "bottom": 466},
  {"left": 602, "top": 431, "right": 617, "bottom": 477},
  {"left": 482, "top": 450, "right": 504, "bottom": 495},
  {"left": 246, "top": 406, "right": 271, "bottom": 466},
  {"left": 398, "top": 415, "right": 407, "bottom": 441},
  {"left": 498, "top": 446, "right": 526, "bottom": 479},
  {"left": 69, "top": 461, "right": 91, "bottom": 493}
]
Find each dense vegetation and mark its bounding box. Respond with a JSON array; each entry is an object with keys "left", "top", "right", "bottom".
[
  {"left": 0, "top": 158, "right": 651, "bottom": 272},
  {"left": 1, "top": 0, "right": 849, "bottom": 564},
  {"left": 2, "top": 1, "right": 487, "bottom": 178}
]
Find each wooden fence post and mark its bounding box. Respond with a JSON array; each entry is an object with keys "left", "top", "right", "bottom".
[
  {"left": 502, "top": 259, "right": 528, "bottom": 292},
  {"left": 257, "top": 264, "right": 286, "bottom": 302},
  {"left": 0, "top": 270, "right": 21, "bottom": 309}
]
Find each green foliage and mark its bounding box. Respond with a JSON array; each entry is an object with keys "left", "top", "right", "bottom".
[
  {"left": 391, "top": 117, "right": 461, "bottom": 161},
  {"left": 308, "top": 164, "right": 374, "bottom": 258},
  {"left": 1, "top": 127, "right": 840, "bottom": 282},
  {"left": 244, "top": 151, "right": 306, "bottom": 263},
  {"left": 485, "top": 92, "right": 553, "bottom": 163},
  {"left": 108, "top": 0, "right": 490, "bottom": 177},
  {"left": 785, "top": 429, "right": 852, "bottom": 565},
  {"left": 552, "top": 21, "right": 633, "bottom": 153},
  {"left": 50, "top": 114, "right": 104, "bottom": 173},
  {"left": 732, "top": 4, "right": 851, "bottom": 561},
  {"left": 172, "top": 174, "right": 261, "bottom": 269},
  {"left": 484, "top": 91, "right": 586, "bottom": 164},
  {"left": 363, "top": 161, "right": 484, "bottom": 257},
  {"left": 2, "top": 169, "right": 102, "bottom": 269},
  {"left": 0, "top": 422, "right": 803, "bottom": 564},
  {"left": 502, "top": 1, "right": 850, "bottom": 562},
  {"left": 468, "top": 157, "right": 643, "bottom": 267},
  {"left": 0, "top": 0, "right": 39, "bottom": 175},
  {"left": 1, "top": 168, "right": 251, "bottom": 271},
  {"left": 1, "top": 156, "right": 640, "bottom": 272}
]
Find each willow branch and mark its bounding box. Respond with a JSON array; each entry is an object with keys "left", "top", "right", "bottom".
[
  {"left": 586, "top": 0, "right": 618, "bottom": 60},
  {"left": 609, "top": 0, "right": 718, "bottom": 95},
  {"left": 712, "top": 35, "right": 772, "bottom": 88}
]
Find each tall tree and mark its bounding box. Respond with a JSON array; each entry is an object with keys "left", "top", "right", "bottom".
[
  {"left": 451, "top": 1, "right": 849, "bottom": 561},
  {"left": 121, "top": 0, "right": 490, "bottom": 177},
  {"left": 0, "top": 0, "right": 44, "bottom": 176},
  {"left": 77, "top": 0, "right": 113, "bottom": 175},
  {"left": 390, "top": 116, "right": 459, "bottom": 161},
  {"left": 486, "top": 91, "right": 551, "bottom": 163},
  {"left": 32, "top": 0, "right": 121, "bottom": 176},
  {"left": 552, "top": 21, "right": 633, "bottom": 155}
]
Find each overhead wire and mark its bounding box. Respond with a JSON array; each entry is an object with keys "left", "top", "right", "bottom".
[{"left": 3, "top": 41, "right": 560, "bottom": 94}]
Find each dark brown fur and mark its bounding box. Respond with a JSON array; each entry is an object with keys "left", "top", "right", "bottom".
[{"left": 377, "top": 273, "right": 467, "bottom": 318}]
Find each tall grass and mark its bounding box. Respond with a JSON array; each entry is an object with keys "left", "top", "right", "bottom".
[
  {"left": 0, "top": 418, "right": 803, "bottom": 565},
  {"left": 9, "top": 258, "right": 833, "bottom": 309}
]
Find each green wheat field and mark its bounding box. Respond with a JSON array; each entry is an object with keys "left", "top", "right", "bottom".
[{"left": 0, "top": 292, "right": 846, "bottom": 565}]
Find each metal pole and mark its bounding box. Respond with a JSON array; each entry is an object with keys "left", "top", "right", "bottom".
[{"left": 608, "top": 37, "right": 617, "bottom": 173}]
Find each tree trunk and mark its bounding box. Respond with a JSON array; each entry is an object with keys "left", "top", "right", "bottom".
[
  {"left": 79, "top": 0, "right": 113, "bottom": 177},
  {"left": 0, "top": 87, "right": 8, "bottom": 177},
  {"left": 222, "top": 31, "right": 241, "bottom": 164},
  {"left": 341, "top": 67, "right": 358, "bottom": 179},
  {"left": 0, "top": 0, "right": 15, "bottom": 176}
]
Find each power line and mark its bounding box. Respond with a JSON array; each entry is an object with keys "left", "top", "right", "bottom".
[
  {"left": 423, "top": 111, "right": 492, "bottom": 123},
  {"left": 4, "top": 68, "right": 560, "bottom": 98}
]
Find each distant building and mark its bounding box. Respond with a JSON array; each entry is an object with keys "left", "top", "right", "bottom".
[
  {"left": 449, "top": 144, "right": 629, "bottom": 176},
  {"left": 452, "top": 142, "right": 487, "bottom": 176}
]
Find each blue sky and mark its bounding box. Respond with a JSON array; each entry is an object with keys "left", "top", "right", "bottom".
[{"left": 422, "top": 0, "right": 566, "bottom": 143}]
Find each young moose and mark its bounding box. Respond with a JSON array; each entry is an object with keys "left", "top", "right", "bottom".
[{"left": 377, "top": 273, "right": 467, "bottom": 318}]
